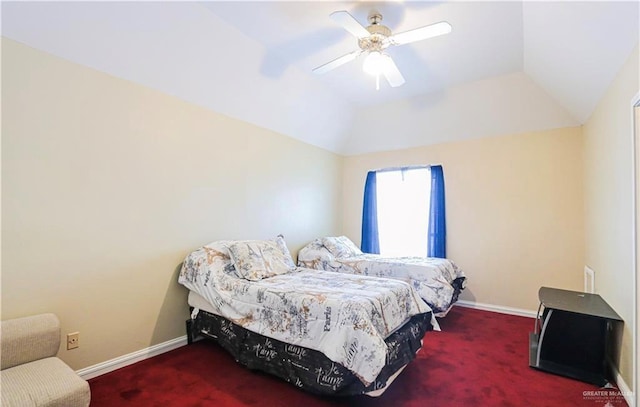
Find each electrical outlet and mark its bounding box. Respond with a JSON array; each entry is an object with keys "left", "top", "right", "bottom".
[{"left": 67, "top": 332, "right": 79, "bottom": 350}]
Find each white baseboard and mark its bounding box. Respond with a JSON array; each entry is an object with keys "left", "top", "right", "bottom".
[
  {"left": 610, "top": 363, "right": 634, "bottom": 407},
  {"left": 455, "top": 300, "right": 537, "bottom": 319},
  {"left": 76, "top": 335, "right": 188, "bottom": 380}
]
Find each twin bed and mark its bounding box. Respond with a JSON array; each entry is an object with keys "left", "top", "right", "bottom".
[
  {"left": 178, "top": 236, "right": 463, "bottom": 396},
  {"left": 298, "top": 236, "right": 466, "bottom": 316}
]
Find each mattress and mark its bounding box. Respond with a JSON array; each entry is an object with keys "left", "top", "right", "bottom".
[{"left": 188, "top": 290, "right": 218, "bottom": 313}]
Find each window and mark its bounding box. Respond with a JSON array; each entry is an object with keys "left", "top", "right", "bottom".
[
  {"left": 361, "top": 165, "right": 446, "bottom": 258},
  {"left": 376, "top": 167, "right": 431, "bottom": 257}
]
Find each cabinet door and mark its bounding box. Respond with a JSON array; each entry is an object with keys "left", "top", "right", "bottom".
[{"left": 540, "top": 309, "right": 606, "bottom": 374}]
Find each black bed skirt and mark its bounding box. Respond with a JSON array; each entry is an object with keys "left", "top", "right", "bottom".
[
  {"left": 451, "top": 277, "right": 466, "bottom": 306},
  {"left": 187, "top": 309, "right": 433, "bottom": 396}
]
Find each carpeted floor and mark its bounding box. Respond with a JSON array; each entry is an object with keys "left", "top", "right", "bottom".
[{"left": 89, "top": 307, "right": 627, "bottom": 406}]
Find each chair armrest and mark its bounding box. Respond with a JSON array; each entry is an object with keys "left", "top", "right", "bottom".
[{"left": 1, "top": 313, "right": 61, "bottom": 370}]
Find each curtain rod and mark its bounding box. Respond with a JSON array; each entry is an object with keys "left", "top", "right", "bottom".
[{"left": 373, "top": 164, "right": 440, "bottom": 173}]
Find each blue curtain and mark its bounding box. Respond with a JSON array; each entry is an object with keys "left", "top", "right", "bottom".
[
  {"left": 361, "top": 171, "right": 380, "bottom": 254},
  {"left": 427, "top": 165, "right": 446, "bottom": 258}
]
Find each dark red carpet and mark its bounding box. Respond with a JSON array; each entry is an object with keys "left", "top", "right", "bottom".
[{"left": 89, "top": 307, "right": 626, "bottom": 406}]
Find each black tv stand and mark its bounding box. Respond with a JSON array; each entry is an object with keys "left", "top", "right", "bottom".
[{"left": 529, "top": 287, "right": 623, "bottom": 386}]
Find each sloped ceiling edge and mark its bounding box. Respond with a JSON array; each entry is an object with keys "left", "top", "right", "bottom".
[{"left": 342, "top": 72, "right": 580, "bottom": 155}]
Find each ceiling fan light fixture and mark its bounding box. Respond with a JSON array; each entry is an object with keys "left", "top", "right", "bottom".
[
  {"left": 315, "top": 10, "right": 451, "bottom": 88},
  {"left": 362, "top": 51, "right": 391, "bottom": 76}
]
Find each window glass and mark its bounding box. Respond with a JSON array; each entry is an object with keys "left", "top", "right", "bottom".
[{"left": 376, "top": 168, "right": 431, "bottom": 257}]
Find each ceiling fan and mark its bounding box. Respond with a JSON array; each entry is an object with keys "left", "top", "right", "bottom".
[{"left": 313, "top": 10, "right": 452, "bottom": 89}]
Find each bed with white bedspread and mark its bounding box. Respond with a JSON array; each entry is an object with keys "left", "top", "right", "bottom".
[
  {"left": 298, "top": 236, "right": 466, "bottom": 317},
  {"left": 178, "top": 237, "right": 435, "bottom": 396}
]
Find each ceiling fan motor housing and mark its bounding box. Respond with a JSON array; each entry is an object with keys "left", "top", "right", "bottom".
[{"left": 358, "top": 24, "right": 391, "bottom": 52}]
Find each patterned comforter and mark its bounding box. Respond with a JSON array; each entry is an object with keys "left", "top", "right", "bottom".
[
  {"left": 298, "top": 241, "right": 466, "bottom": 317},
  {"left": 179, "top": 247, "right": 433, "bottom": 386}
]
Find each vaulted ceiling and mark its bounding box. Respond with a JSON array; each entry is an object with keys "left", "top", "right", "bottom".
[{"left": 3, "top": 1, "right": 638, "bottom": 155}]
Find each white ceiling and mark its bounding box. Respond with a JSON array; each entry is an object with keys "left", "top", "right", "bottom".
[{"left": 2, "top": 1, "right": 638, "bottom": 155}]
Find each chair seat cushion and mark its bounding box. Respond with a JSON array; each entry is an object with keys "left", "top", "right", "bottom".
[{"left": 1, "top": 357, "right": 90, "bottom": 407}]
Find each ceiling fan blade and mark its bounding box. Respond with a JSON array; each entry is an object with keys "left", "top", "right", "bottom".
[
  {"left": 390, "top": 21, "right": 452, "bottom": 46},
  {"left": 330, "top": 10, "right": 371, "bottom": 39},
  {"left": 382, "top": 56, "right": 405, "bottom": 87},
  {"left": 312, "top": 50, "right": 362, "bottom": 74}
]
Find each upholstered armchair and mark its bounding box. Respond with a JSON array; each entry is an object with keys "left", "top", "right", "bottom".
[{"left": 1, "top": 313, "right": 91, "bottom": 406}]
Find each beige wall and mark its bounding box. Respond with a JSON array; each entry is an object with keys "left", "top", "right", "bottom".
[
  {"left": 1, "top": 39, "right": 343, "bottom": 370},
  {"left": 342, "top": 127, "right": 585, "bottom": 312},
  {"left": 583, "top": 44, "right": 638, "bottom": 392}
]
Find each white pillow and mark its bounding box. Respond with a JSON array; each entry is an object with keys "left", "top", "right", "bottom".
[
  {"left": 228, "top": 240, "right": 296, "bottom": 281},
  {"left": 201, "top": 240, "right": 236, "bottom": 275},
  {"left": 321, "top": 236, "right": 363, "bottom": 258},
  {"left": 272, "top": 235, "right": 297, "bottom": 270},
  {"left": 179, "top": 240, "right": 236, "bottom": 286},
  {"left": 298, "top": 238, "right": 335, "bottom": 263}
]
